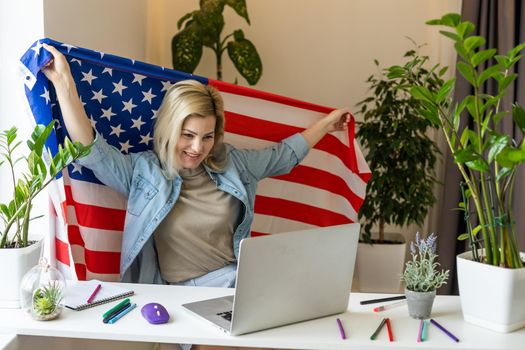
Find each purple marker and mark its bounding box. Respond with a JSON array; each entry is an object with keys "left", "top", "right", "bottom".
[
  {"left": 430, "top": 318, "right": 460, "bottom": 342},
  {"left": 336, "top": 318, "right": 346, "bottom": 339}
]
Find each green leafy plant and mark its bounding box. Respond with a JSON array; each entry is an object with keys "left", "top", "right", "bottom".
[
  {"left": 172, "top": 0, "right": 262, "bottom": 85},
  {"left": 32, "top": 281, "right": 63, "bottom": 317},
  {"left": 401, "top": 232, "right": 450, "bottom": 292},
  {"left": 356, "top": 41, "right": 445, "bottom": 243},
  {"left": 0, "top": 122, "right": 91, "bottom": 248},
  {"left": 409, "top": 13, "right": 525, "bottom": 268}
]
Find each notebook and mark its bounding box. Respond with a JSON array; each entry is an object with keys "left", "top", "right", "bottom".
[
  {"left": 182, "top": 223, "right": 359, "bottom": 335},
  {"left": 65, "top": 279, "right": 134, "bottom": 311}
]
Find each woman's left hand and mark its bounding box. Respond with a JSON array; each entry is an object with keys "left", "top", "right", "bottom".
[
  {"left": 324, "top": 108, "right": 351, "bottom": 133},
  {"left": 301, "top": 107, "right": 352, "bottom": 148}
]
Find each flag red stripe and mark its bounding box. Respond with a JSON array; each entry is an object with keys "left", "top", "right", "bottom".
[
  {"left": 67, "top": 225, "right": 85, "bottom": 246},
  {"left": 225, "top": 111, "right": 358, "bottom": 172},
  {"left": 250, "top": 231, "right": 269, "bottom": 237},
  {"left": 55, "top": 237, "right": 70, "bottom": 266},
  {"left": 277, "top": 165, "right": 364, "bottom": 210},
  {"left": 254, "top": 196, "right": 352, "bottom": 227},
  {"left": 83, "top": 248, "right": 121, "bottom": 274},
  {"left": 65, "top": 185, "right": 125, "bottom": 231},
  {"left": 75, "top": 263, "right": 86, "bottom": 280},
  {"left": 209, "top": 79, "right": 333, "bottom": 114},
  {"left": 225, "top": 110, "right": 302, "bottom": 140}
]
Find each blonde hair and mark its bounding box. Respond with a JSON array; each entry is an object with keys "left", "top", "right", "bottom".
[{"left": 153, "top": 80, "right": 226, "bottom": 178}]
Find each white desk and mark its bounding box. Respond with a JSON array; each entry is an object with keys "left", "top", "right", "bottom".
[
  {"left": 0, "top": 282, "right": 524, "bottom": 349},
  {"left": 0, "top": 333, "right": 17, "bottom": 350}
]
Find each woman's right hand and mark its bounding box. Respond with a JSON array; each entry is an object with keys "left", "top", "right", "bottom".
[
  {"left": 41, "top": 43, "right": 73, "bottom": 86},
  {"left": 40, "top": 43, "right": 95, "bottom": 146}
]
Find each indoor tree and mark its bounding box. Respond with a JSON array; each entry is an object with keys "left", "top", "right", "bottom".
[{"left": 356, "top": 41, "right": 445, "bottom": 243}]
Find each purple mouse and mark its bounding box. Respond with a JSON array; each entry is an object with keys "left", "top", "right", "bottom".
[{"left": 141, "top": 303, "right": 170, "bottom": 324}]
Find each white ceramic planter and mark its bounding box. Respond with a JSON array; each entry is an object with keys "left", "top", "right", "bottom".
[
  {"left": 0, "top": 240, "right": 43, "bottom": 308},
  {"left": 355, "top": 233, "right": 406, "bottom": 293},
  {"left": 457, "top": 251, "right": 525, "bottom": 332}
]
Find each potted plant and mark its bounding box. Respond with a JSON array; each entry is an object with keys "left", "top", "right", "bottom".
[
  {"left": 171, "top": 0, "right": 263, "bottom": 85},
  {"left": 355, "top": 42, "right": 444, "bottom": 292},
  {"left": 0, "top": 122, "right": 91, "bottom": 308},
  {"left": 401, "top": 232, "right": 449, "bottom": 319},
  {"left": 409, "top": 13, "right": 525, "bottom": 332}
]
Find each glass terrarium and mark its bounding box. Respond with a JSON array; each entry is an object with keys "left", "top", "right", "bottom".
[{"left": 19, "top": 257, "right": 66, "bottom": 320}]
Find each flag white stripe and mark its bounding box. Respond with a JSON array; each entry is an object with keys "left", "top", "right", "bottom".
[
  {"left": 70, "top": 244, "right": 86, "bottom": 265},
  {"left": 225, "top": 132, "right": 367, "bottom": 198},
  {"left": 53, "top": 211, "right": 69, "bottom": 242},
  {"left": 251, "top": 214, "right": 317, "bottom": 234},
  {"left": 48, "top": 176, "right": 67, "bottom": 224},
  {"left": 355, "top": 139, "right": 369, "bottom": 174},
  {"left": 66, "top": 206, "right": 123, "bottom": 252},
  {"left": 222, "top": 91, "right": 351, "bottom": 147},
  {"left": 85, "top": 271, "right": 120, "bottom": 281},
  {"left": 258, "top": 178, "right": 358, "bottom": 220},
  {"left": 56, "top": 259, "right": 76, "bottom": 280},
  {"left": 69, "top": 177, "right": 127, "bottom": 209}
]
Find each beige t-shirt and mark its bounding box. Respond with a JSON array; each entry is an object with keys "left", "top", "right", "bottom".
[{"left": 153, "top": 166, "right": 240, "bottom": 283}]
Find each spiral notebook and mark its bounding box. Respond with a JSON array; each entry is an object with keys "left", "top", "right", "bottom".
[{"left": 65, "top": 279, "right": 134, "bottom": 311}]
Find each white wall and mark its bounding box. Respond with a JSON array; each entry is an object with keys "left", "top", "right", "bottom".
[
  {"left": 0, "top": 0, "right": 45, "bottom": 235},
  {"left": 43, "top": 0, "right": 148, "bottom": 61},
  {"left": 145, "top": 0, "right": 461, "bottom": 109}
]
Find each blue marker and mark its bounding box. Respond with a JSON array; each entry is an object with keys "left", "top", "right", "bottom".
[{"left": 108, "top": 303, "right": 137, "bottom": 324}]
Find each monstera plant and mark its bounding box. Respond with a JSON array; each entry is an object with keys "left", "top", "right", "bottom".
[{"left": 172, "top": 0, "right": 263, "bottom": 85}]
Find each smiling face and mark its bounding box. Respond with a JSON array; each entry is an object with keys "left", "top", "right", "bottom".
[{"left": 175, "top": 114, "right": 217, "bottom": 169}]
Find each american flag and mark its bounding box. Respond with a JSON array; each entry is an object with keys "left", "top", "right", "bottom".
[{"left": 20, "top": 38, "right": 371, "bottom": 281}]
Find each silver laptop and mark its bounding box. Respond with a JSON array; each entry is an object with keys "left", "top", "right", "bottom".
[{"left": 182, "top": 223, "right": 359, "bottom": 335}]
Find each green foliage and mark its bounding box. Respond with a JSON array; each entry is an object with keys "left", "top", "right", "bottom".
[
  {"left": 171, "top": 0, "right": 262, "bottom": 85},
  {"left": 411, "top": 13, "right": 525, "bottom": 268},
  {"left": 401, "top": 233, "right": 449, "bottom": 292},
  {"left": 356, "top": 41, "right": 445, "bottom": 243},
  {"left": 32, "top": 281, "right": 63, "bottom": 317},
  {"left": 0, "top": 122, "right": 91, "bottom": 248}
]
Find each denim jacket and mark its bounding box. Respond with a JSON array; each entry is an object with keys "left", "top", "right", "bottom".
[{"left": 76, "top": 132, "right": 310, "bottom": 284}]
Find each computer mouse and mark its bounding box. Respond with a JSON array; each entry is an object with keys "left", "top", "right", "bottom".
[{"left": 141, "top": 302, "right": 170, "bottom": 324}]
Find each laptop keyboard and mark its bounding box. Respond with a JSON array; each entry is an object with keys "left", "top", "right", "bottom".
[{"left": 217, "top": 311, "right": 232, "bottom": 321}]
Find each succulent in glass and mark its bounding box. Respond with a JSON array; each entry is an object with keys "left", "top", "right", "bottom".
[
  {"left": 32, "top": 281, "right": 64, "bottom": 320},
  {"left": 20, "top": 257, "right": 66, "bottom": 321}
]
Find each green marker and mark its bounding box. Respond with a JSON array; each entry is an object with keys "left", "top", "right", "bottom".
[
  {"left": 421, "top": 319, "right": 428, "bottom": 341},
  {"left": 102, "top": 298, "right": 131, "bottom": 319},
  {"left": 370, "top": 318, "right": 387, "bottom": 340}
]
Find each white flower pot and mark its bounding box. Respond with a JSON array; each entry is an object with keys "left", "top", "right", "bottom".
[
  {"left": 0, "top": 239, "right": 43, "bottom": 308},
  {"left": 356, "top": 233, "right": 406, "bottom": 293},
  {"left": 457, "top": 250, "right": 525, "bottom": 332}
]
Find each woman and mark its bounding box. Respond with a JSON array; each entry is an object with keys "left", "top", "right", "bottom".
[{"left": 42, "top": 44, "right": 350, "bottom": 288}]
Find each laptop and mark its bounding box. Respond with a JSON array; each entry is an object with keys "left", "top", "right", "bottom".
[{"left": 182, "top": 223, "right": 360, "bottom": 335}]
